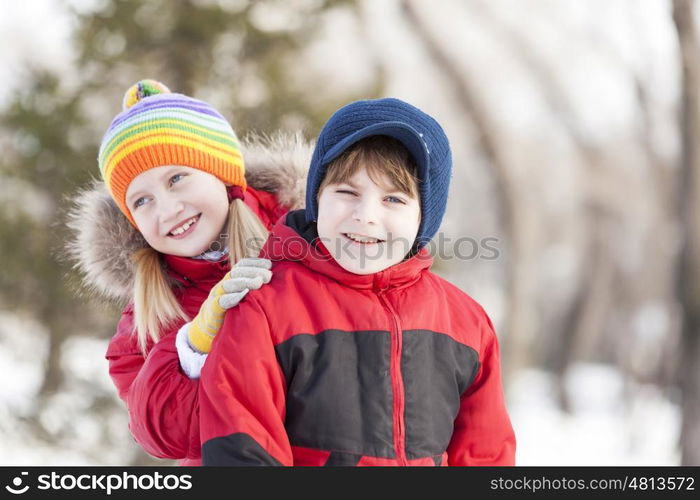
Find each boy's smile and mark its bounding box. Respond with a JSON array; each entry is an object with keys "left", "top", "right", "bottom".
[
  {"left": 317, "top": 166, "right": 421, "bottom": 275},
  {"left": 125, "top": 165, "right": 229, "bottom": 257},
  {"left": 342, "top": 232, "right": 385, "bottom": 245}
]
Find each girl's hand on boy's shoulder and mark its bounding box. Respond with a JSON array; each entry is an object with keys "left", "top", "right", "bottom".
[
  {"left": 219, "top": 258, "right": 272, "bottom": 308},
  {"left": 187, "top": 258, "right": 273, "bottom": 354}
]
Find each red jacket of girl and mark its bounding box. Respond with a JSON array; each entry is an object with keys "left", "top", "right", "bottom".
[{"left": 200, "top": 210, "right": 516, "bottom": 466}]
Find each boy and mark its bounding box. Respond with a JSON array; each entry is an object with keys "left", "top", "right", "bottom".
[{"left": 199, "top": 98, "right": 516, "bottom": 466}]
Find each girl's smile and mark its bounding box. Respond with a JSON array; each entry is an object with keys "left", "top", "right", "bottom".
[{"left": 167, "top": 214, "right": 201, "bottom": 238}]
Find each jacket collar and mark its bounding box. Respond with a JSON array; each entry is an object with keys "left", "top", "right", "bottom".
[
  {"left": 262, "top": 210, "right": 433, "bottom": 291},
  {"left": 163, "top": 253, "right": 230, "bottom": 287}
]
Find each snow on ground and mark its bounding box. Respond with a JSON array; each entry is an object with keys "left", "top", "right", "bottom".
[{"left": 509, "top": 364, "right": 681, "bottom": 465}]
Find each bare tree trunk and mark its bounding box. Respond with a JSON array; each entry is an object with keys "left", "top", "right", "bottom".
[
  {"left": 401, "top": 0, "right": 534, "bottom": 382},
  {"left": 672, "top": 0, "right": 700, "bottom": 466}
]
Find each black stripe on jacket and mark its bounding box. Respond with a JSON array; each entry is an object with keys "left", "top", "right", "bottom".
[{"left": 275, "top": 328, "right": 480, "bottom": 459}]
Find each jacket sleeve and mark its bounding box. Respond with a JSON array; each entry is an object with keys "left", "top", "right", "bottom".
[
  {"left": 126, "top": 328, "right": 201, "bottom": 459},
  {"left": 106, "top": 304, "right": 200, "bottom": 460},
  {"left": 200, "top": 296, "right": 292, "bottom": 466},
  {"left": 106, "top": 304, "right": 144, "bottom": 403},
  {"left": 447, "top": 312, "right": 516, "bottom": 466}
]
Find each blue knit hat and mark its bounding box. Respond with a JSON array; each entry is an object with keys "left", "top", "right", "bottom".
[{"left": 305, "top": 97, "right": 452, "bottom": 249}]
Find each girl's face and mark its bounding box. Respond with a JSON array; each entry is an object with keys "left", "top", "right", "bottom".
[{"left": 125, "top": 165, "right": 229, "bottom": 257}]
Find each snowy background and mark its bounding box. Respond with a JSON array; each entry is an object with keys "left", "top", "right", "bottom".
[{"left": 0, "top": 0, "right": 689, "bottom": 465}]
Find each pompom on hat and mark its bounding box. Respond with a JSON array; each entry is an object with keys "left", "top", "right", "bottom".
[{"left": 98, "top": 79, "right": 246, "bottom": 226}]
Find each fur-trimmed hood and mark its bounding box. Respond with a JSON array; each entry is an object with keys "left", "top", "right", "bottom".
[{"left": 65, "top": 132, "right": 313, "bottom": 303}]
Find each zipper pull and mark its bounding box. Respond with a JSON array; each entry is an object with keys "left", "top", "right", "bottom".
[{"left": 373, "top": 269, "right": 391, "bottom": 293}]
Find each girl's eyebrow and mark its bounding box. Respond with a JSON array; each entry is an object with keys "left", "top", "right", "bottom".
[
  {"left": 127, "top": 167, "right": 183, "bottom": 203},
  {"left": 159, "top": 165, "right": 182, "bottom": 181},
  {"left": 126, "top": 188, "right": 147, "bottom": 204}
]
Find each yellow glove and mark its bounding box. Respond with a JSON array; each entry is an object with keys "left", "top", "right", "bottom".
[{"left": 187, "top": 258, "right": 272, "bottom": 353}]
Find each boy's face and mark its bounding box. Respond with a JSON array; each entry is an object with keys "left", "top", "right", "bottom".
[
  {"left": 317, "top": 166, "right": 421, "bottom": 275},
  {"left": 125, "top": 165, "right": 229, "bottom": 257}
]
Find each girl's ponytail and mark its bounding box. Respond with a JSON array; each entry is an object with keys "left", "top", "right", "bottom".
[
  {"left": 226, "top": 198, "right": 270, "bottom": 262},
  {"left": 132, "top": 247, "right": 189, "bottom": 354}
]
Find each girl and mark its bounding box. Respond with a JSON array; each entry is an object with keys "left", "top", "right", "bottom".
[{"left": 67, "top": 80, "right": 311, "bottom": 465}]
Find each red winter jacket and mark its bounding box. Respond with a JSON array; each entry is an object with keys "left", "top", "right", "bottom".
[
  {"left": 200, "top": 210, "right": 516, "bottom": 466},
  {"left": 106, "top": 187, "right": 288, "bottom": 466}
]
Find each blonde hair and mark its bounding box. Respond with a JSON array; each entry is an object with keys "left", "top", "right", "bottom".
[
  {"left": 319, "top": 135, "right": 420, "bottom": 199},
  {"left": 131, "top": 198, "right": 269, "bottom": 354}
]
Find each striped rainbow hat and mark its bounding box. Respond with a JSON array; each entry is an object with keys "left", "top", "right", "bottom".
[{"left": 98, "top": 79, "right": 246, "bottom": 226}]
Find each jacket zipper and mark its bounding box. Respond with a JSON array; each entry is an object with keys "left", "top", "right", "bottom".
[{"left": 377, "top": 289, "right": 408, "bottom": 465}]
